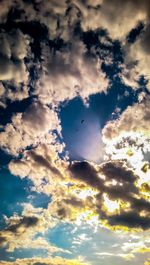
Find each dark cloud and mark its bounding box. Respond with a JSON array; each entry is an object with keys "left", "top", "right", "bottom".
[
  {"left": 131, "top": 197, "right": 150, "bottom": 213},
  {"left": 0, "top": 236, "right": 6, "bottom": 244},
  {"left": 69, "top": 159, "right": 150, "bottom": 230},
  {"left": 69, "top": 161, "right": 104, "bottom": 189},
  {"left": 7, "top": 216, "right": 39, "bottom": 233},
  {"left": 69, "top": 160, "right": 138, "bottom": 198},
  {"left": 34, "top": 263, "right": 47, "bottom": 265},
  {"left": 100, "top": 161, "right": 139, "bottom": 200},
  {"left": 100, "top": 161, "right": 137, "bottom": 183},
  {"left": 137, "top": 24, "right": 150, "bottom": 54},
  {"left": 29, "top": 150, "right": 63, "bottom": 178},
  {"left": 64, "top": 196, "right": 85, "bottom": 208},
  {"left": 107, "top": 212, "right": 150, "bottom": 230},
  {"left": 0, "top": 215, "right": 39, "bottom": 248}
]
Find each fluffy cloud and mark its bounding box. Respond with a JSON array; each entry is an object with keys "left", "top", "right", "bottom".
[
  {"left": 0, "top": 29, "right": 30, "bottom": 101},
  {"left": 8, "top": 143, "right": 66, "bottom": 190},
  {"left": 36, "top": 40, "right": 108, "bottom": 106},
  {"left": 100, "top": 100, "right": 150, "bottom": 229},
  {"left": 102, "top": 98, "right": 150, "bottom": 175},
  {"left": 69, "top": 159, "right": 150, "bottom": 230},
  {"left": 0, "top": 203, "right": 68, "bottom": 254},
  {"left": 8, "top": 145, "right": 91, "bottom": 223},
  {"left": 102, "top": 98, "right": 150, "bottom": 144},
  {"left": 7, "top": 138, "right": 150, "bottom": 231},
  {"left": 78, "top": 0, "right": 146, "bottom": 39},
  {"left": 0, "top": 0, "right": 149, "bottom": 41},
  {"left": 0, "top": 2, "right": 150, "bottom": 265},
  {"left": 2, "top": 0, "right": 148, "bottom": 108},
  {"left": 0, "top": 101, "right": 61, "bottom": 155}
]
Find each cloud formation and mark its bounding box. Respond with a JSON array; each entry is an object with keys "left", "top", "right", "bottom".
[
  {"left": 0, "top": 257, "right": 88, "bottom": 265},
  {"left": 0, "top": 1, "right": 150, "bottom": 265},
  {"left": 69, "top": 159, "right": 150, "bottom": 230},
  {"left": 37, "top": 41, "right": 108, "bottom": 105},
  {"left": 102, "top": 98, "right": 150, "bottom": 141},
  {"left": 0, "top": 101, "right": 61, "bottom": 155},
  {"left": 0, "top": 203, "right": 69, "bottom": 255}
]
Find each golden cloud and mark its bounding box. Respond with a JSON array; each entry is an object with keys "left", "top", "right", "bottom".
[{"left": 0, "top": 256, "right": 89, "bottom": 265}]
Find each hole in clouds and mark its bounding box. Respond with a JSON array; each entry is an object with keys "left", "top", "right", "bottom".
[
  {"left": 59, "top": 97, "right": 104, "bottom": 163},
  {"left": 59, "top": 87, "right": 136, "bottom": 163}
]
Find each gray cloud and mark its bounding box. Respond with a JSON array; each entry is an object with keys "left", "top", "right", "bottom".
[
  {"left": 69, "top": 159, "right": 150, "bottom": 230},
  {"left": 107, "top": 212, "right": 150, "bottom": 230},
  {"left": 69, "top": 161, "right": 104, "bottom": 189}
]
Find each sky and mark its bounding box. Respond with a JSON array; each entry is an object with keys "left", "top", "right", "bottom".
[{"left": 0, "top": 0, "right": 150, "bottom": 265}]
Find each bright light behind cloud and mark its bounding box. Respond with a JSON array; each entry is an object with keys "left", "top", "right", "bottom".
[
  {"left": 74, "top": 115, "right": 104, "bottom": 163},
  {"left": 103, "top": 194, "right": 120, "bottom": 213}
]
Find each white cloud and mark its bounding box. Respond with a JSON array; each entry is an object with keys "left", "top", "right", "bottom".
[
  {"left": 0, "top": 101, "right": 61, "bottom": 155},
  {"left": 0, "top": 29, "right": 30, "bottom": 83},
  {"left": 37, "top": 41, "right": 108, "bottom": 106}
]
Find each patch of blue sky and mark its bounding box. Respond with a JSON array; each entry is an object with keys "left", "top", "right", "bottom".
[
  {"left": 43, "top": 222, "right": 148, "bottom": 265},
  {"left": 45, "top": 224, "right": 116, "bottom": 258},
  {"left": 0, "top": 247, "right": 49, "bottom": 262},
  {"left": 0, "top": 220, "right": 147, "bottom": 264},
  {"left": 0, "top": 167, "right": 50, "bottom": 228},
  {"left": 45, "top": 222, "right": 75, "bottom": 251},
  {"left": 59, "top": 80, "right": 137, "bottom": 163}
]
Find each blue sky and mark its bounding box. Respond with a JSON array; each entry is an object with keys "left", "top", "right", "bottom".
[{"left": 0, "top": 1, "right": 150, "bottom": 265}]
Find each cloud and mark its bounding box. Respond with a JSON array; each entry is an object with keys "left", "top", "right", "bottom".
[
  {"left": 102, "top": 98, "right": 150, "bottom": 177},
  {"left": 145, "top": 260, "right": 150, "bottom": 265},
  {"left": 100, "top": 160, "right": 137, "bottom": 183},
  {"left": 3, "top": 109, "right": 150, "bottom": 235},
  {"left": 102, "top": 98, "right": 150, "bottom": 141},
  {"left": 0, "top": 0, "right": 111, "bottom": 110},
  {"left": 0, "top": 0, "right": 16, "bottom": 24},
  {"left": 100, "top": 0, "right": 147, "bottom": 38},
  {"left": 134, "top": 247, "right": 150, "bottom": 253},
  {"left": 121, "top": 239, "right": 150, "bottom": 264},
  {"left": 0, "top": 257, "right": 89, "bottom": 265},
  {"left": 0, "top": 2, "right": 150, "bottom": 262},
  {"left": 78, "top": 0, "right": 146, "bottom": 39},
  {"left": 96, "top": 251, "right": 134, "bottom": 260},
  {"left": 107, "top": 212, "right": 150, "bottom": 230},
  {"left": 69, "top": 160, "right": 138, "bottom": 195},
  {"left": 36, "top": 40, "right": 108, "bottom": 106},
  {"left": 8, "top": 144, "right": 150, "bottom": 231},
  {"left": 0, "top": 0, "right": 110, "bottom": 165},
  {"left": 8, "top": 143, "right": 66, "bottom": 191},
  {"left": 0, "top": 0, "right": 149, "bottom": 42},
  {"left": 69, "top": 159, "right": 150, "bottom": 230},
  {"left": 0, "top": 101, "right": 61, "bottom": 155},
  {"left": 0, "top": 204, "right": 69, "bottom": 254},
  {"left": 125, "top": 23, "right": 150, "bottom": 90},
  {"left": 0, "top": 29, "right": 30, "bottom": 101},
  {"left": 0, "top": 215, "right": 40, "bottom": 251},
  {"left": 69, "top": 161, "right": 103, "bottom": 189}
]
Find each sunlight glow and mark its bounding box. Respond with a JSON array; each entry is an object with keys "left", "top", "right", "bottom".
[{"left": 103, "top": 194, "right": 120, "bottom": 213}]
